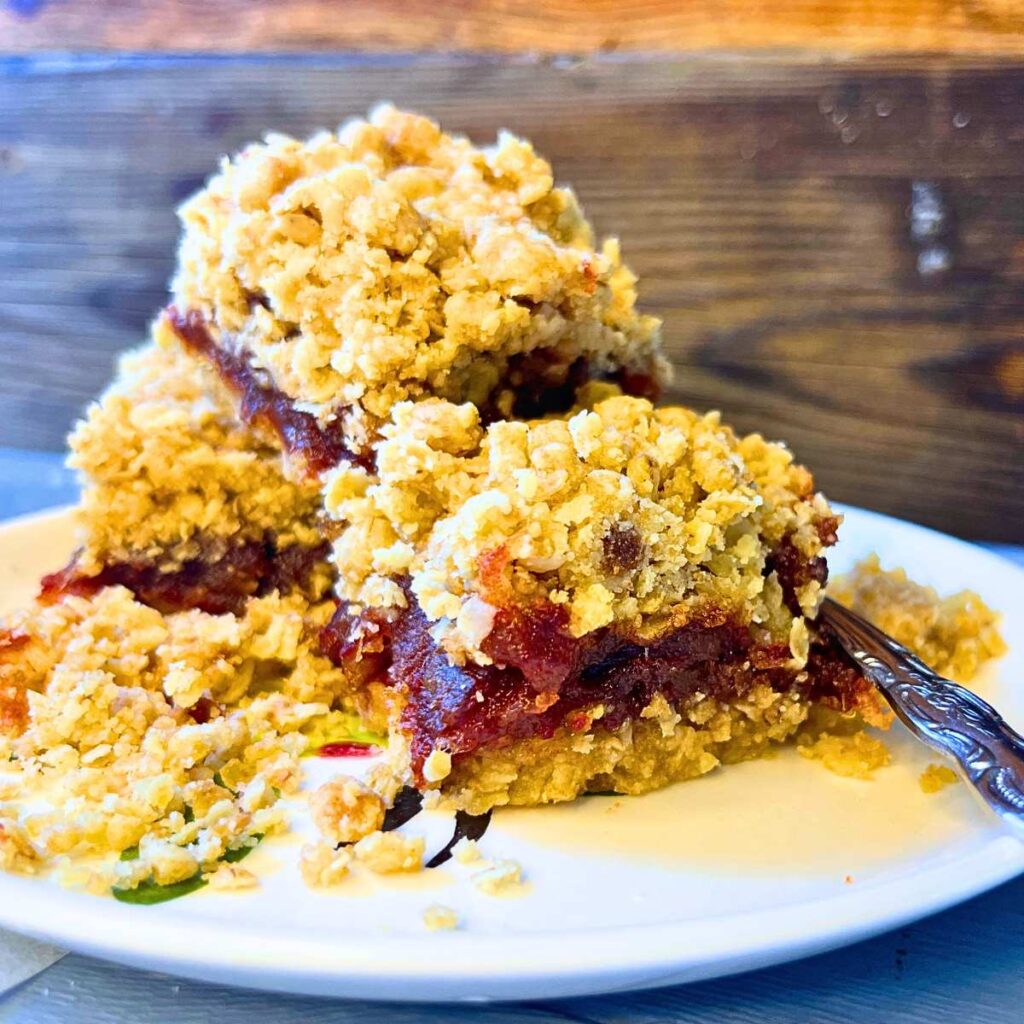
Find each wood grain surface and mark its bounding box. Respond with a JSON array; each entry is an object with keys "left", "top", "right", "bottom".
[
  {"left": 0, "top": 53, "right": 1022, "bottom": 540},
  {"left": 4, "top": 0, "right": 1024, "bottom": 54}
]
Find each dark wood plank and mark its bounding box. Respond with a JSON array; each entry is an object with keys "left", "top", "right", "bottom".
[
  {"left": 3, "top": 0, "right": 1024, "bottom": 54},
  {"left": 0, "top": 53, "right": 1022, "bottom": 540}
]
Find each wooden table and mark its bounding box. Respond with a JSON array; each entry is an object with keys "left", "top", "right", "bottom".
[{"left": 4, "top": 0, "right": 1024, "bottom": 55}]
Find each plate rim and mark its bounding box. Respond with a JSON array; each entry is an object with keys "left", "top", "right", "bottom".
[{"left": 1, "top": 502, "right": 1022, "bottom": 1002}]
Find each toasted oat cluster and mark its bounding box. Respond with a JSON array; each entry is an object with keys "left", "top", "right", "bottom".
[
  {"left": 828, "top": 555, "right": 1007, "bottom": 682},
  {"left": 172, "top": 105, "right": 666, "bottom": 458},
  {"left": 0, "top": 586, "right": 349, "bottom": 889},
  {"left": 325, "top": 387, "right": 836, "bottom": 665}
]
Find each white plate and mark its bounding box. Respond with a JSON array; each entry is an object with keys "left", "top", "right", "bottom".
[{"left": 0, "top": 505, "right": 1021, "bottom": 1003}]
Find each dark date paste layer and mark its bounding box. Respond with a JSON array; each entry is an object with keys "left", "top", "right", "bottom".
[
  {"left": 482, "top": 350, "right": 662, "bottom": 424},
  {"left": 322, "top": 593, "right": 865, "bottom": 785},
  {"left": 167, "top": 307, "right": 367, "bottom": 477},
  {"left": 40, "top": 537, "right": 329, "bottom": 616}
]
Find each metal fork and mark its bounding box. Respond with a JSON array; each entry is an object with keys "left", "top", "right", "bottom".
[{"left": 819, "top": 597, "right": 1024, "bottom": 840}]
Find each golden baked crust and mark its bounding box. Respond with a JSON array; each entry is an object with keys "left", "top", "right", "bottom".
[
  {"left": 173, "top": 105, "right": 666, "bottom": 452},
  {"left": 325, "top": 387, "right": 836, "bottom": 665},
  {"left": 423, "top": 685, "right": 810, "bottom": 814},
  {"left": 69, "top": 334, "right": 322, "bottom": 575}
]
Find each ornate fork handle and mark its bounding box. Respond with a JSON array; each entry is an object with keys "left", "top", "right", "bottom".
[{"left": 819, "top": 597, "right": 1024, "bottom": 840}]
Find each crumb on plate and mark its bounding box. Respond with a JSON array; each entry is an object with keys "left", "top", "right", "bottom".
[
  {"left": 423, "top": 904, "right": 460, "bottom": 931},
  {"left": 452, "top": 837, "right": 482, "bottom": 864},
  {"left": 206, "top": 863, "right": 259, "bottom": 891},
  {"left": 309, "top": 775, "right": 386, "bottom": 845},
  {"left": 299, "top": 841, "right": 353, "bottom": 887},
  {"left": 472, "top": 858, "right": 524, "bottom": 895},
  {"left": 797, "top": 730, "right": 891, "bottom": 780},
  {"left": 919, "top": 763, "right": 959, "bottom": 794},
  {"left": 354, "top": 830, "right": 425, "bottom": 873}
]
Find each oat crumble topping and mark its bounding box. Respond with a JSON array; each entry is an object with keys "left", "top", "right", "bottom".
[{"left": 326, "top": 389, "right": 835, "bottom": 664}]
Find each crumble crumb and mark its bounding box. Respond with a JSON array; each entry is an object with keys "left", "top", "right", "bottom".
[
  {"left": 422, "top": 748, "right": 452, "bottom": 783},
  {"left": 206, "top": 863, "right": 259, "bottom": 890},
  {"left": 419, "top": 787, "right": 443, "bottom": 811},
  {"left": 452, "top": 837, "right": 482, "bottom": 864},
  {"left": 354, "top": 830, "right": 425, "bottom": 873},
  {"left": 0, "top": 818, "right": 40, "bottom": 874},
  {"left": 640, "top": 693, "right": 682, "bottom": 737},
  {"left": 309, "top": 775, "right": 386, "bottom": 845},
  {"left": 798, "top": 730, "right": 891, "bottom": 779},
  {"left": 423, "top": 904, "right": 460, "bottom": 931},
  {"left": 472, "top": 858, "right": 524, "bottom": 895},
  {"left": 920, "top": 763, "right": 959, "bottom": 794},
  {"left": 141, "top": 837, "right": 200, "bottom": 885},
  {"left": 299, "top": 841, "right": 353, "bottom": 887}
]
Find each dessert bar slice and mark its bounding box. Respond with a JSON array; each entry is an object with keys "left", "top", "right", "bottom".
[
  {"left": 167, "top": 105, "right": 667, "bottom": 476},
  {"left": 320, "top": 389, "right": 886, "bottom": 812},
  {"left": 40, "top": 335, "right": 332, "bottom": 615},
  {"left": 2, "top": 106, "right": 1005, "bottom": 895}
]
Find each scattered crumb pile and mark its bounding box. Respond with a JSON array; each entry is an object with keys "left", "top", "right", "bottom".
[
  {"left": 301, "top": 772, "right": 525, "bottom": 900},
  {"left": 828, "top": 554, "right": 1007, "bottom": 682},
  {"left": 800, "top": 556, "right": 1008, "bottom": 781},
  {"left": 0, "top": 587, "right": 347, "bottom": 893}
]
